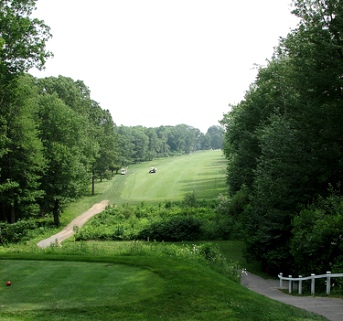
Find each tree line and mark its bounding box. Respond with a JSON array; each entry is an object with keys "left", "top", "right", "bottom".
[
  {"left": 0, "top": 1, "right": 223, "bottom": 225},
  {"left": 115, "top": 123, "right": 223, "bottom": 167},
  {"left": 221, "top": 0, "right": 343, "bottom": 275}
]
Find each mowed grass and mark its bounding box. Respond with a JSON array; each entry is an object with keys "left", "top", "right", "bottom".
[
  {"left": 0, "top": 259, "right": 164, "bottom": 312},
  {"left": 0, "top": 255, "right": 327, "bottom": 321},
  {"left": 61, "top": 150, "right": 227, "bottom": 224},
  {"left": 120, "top": 150, "right": 227, "bottom": 202},
  {"left": 0, "top": 151, "right": 226, "bottom": 239}
]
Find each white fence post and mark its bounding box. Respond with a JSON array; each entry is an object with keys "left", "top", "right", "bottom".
[
  {"left": 279, "top": 273, "right": 283, "bottom": 288},
  {"left": 326, "top": 271, "right": 331, "bottom": 295},
  {"left": 278, "top": 271, "right": 343, "bottom": 296},
  {"left": 311, "top": 274, "right": 315, "bottom": 295}
]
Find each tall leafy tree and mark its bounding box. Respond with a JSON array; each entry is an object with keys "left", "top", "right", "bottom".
[
  {"left": 115, "top": 125, "right": 135, "bottom": 167},
  {"left": 37, "top": 93, "right": 93, "bottom": 225},
  {"left": 37, "top": 76, "right": 118, "bottom": 196},
  {"left": 130, "top": 126, "right": 149, "bottom": 162},
  {"left": 0, "top": 0, "right": 52, "bottom": 76},
  {"left": 146, "top": 127, "right": 159, "bottom": 161},
  {"left": 91, "top": 107, "right": 118, "bottom": 190},
  {"left": 205, "top": 125, "right": 224, "bottom": 149},
  {"left": 0, "top": 75, "right": 45, "bottom": 222},
  {"left": 0, "top": 1, "right": 51, "bottom": 222}
]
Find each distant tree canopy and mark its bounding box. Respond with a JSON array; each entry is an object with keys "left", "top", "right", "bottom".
[
  {"left": 114, "top": 124, "right": 224, "bottom": 168},
  {"left": 221, "top": 0, "right": 343, "bottom": 274}
]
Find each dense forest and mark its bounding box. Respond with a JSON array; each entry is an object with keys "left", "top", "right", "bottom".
[
  {"left": 221, "top": 0, "right": 343, "bottom": 275},
  {"left": 0, "top": 1, "right": 223, "bottom": 225}
]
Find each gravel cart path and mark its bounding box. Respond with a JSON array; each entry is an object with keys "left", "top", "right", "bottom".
[{"left": 36, "top": 200, "right": 109, "bottom": 248}]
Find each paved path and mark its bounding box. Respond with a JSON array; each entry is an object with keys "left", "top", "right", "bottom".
[
  {"left": 241, "top": 271, "right": 343, "bottom": 321},
  {"left": 36, "top": 200, "right": 109, "bottom": 248}
]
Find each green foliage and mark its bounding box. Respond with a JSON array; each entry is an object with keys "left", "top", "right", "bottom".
[
  {"left": 182, "top": 191, "right": 197, "bottom": 208},
  {"left": 137, "top": 216, "right": 203, "bottom": 241},
  {"left": 115, "top": 123, "right": 221, "bottom": 165},
  {"left": 221, "top": 0, "right": 343, "bottom": 273},
  {"left": 0, "top": 0, "right": 52, "bottom": 75},
  {"left": 74, "top": 199, "right": 225, "bottom": 242},
  {"left": 0, "top": 75, "right": 46, "bottom": 222},
  {"left": 0, "top": 219, "right": 39, "bottom": 244},
  {"left": 291, "top": 189, "right": 343, "bottom": 277}
]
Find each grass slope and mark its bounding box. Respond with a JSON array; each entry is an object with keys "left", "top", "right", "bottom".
[
  {"left": 0, "top": 254, "right": 327, "bottom": 321},
  {"left": 61, "top": 150, "right": 227, "bottom": 224},
  {"left": 120, "top": 150, "right": 227, "bottom": 202}
]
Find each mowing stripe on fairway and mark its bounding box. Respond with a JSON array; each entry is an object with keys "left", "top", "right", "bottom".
[
  {"left": 120, "top": 150, "right": 227, "bottom": 202},
  {"left": 0, "top": 260, "right": 165, "bottom": 311}
]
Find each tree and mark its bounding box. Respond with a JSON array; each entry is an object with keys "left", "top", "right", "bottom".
[
  {"left": 146, "top": 127, "right": 159, "bottom": 161},
  {"left": 37, "top": 76, "right": 118, "bottom": 196},
  {"left": 91, "top": 107, "right": 118, "bottom": 189},
  {"left": 155, "top": 126, "right": 171, "bottom": 156},
  {"left": 0, "top": 0, "right": 52, "bottom": 76},
  {"left": 37, "top": 93, "right": 93, "bottom": 225},
  {"left": 115, "top": 126, "right": 135, "bottom": 168},
  {"left": 0, "top": 1, "right": 52, "bottom": 222},
  {"left": 0, "top": 75, "right": 45, "bottom": 222},
  {"left": 205, "top": 125, "right": 224, "bottom": 149},
  {"left": 291, "top": 189, "right": 343, "bottom": 274},
  {"left": 130, "top": 126, "right": 149, "bottom": 162}
]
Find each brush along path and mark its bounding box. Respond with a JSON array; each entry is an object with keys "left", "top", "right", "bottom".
[
  {"left": 36, "top": 200, "right": 109, "bottom": 248},
  {"left": 241, "top": 271, "right": 343, "bottom": 321}
]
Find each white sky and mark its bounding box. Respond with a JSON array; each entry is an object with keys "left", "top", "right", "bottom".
[{"left": 30, "top": 0, "right": 299, "bottom": 133}]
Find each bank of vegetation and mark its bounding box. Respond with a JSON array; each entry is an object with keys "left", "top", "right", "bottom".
[{"left": 220, "top": 0, "right": 343, "bottom": 283}]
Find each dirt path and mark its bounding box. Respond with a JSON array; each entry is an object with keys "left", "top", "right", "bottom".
[
  {"left": 241, "top": 271, "right": 343, "bottom": 321},
  {"left": 36, "top": 200, "right": 109, "bottom": 248}
]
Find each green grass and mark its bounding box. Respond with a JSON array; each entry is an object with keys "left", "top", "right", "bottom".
[
  {"left": 60, "top": 150, "right": 227, "bottom": 225},
  {"left": 0, "top": 259, "right": 164, "bottom": 312},
  {"left": 0, "top": 254, "right": 327, "bottom": 321},
  {"left": 120, "top": 150, "right": 227, "bottom": 202}
]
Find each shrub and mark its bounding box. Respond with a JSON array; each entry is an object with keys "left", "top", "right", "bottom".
[
  {"left": 290, "top": 191, "right": 343, "bottom": 275},
  {"left": 137, "top": 216, "right": 203, "bottom": 241},
  {"left": 0, "top": 219, "right": 38, "bottom": 244}
]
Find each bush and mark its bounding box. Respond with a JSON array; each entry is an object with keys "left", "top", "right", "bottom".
[
  {"left": 137, "top": 216, "right": 203, "bottom": 241},
  {"left": 290, "top": 190, "right": 343, "bottom": 276},
  {"left": 0, "top": 219, "right": 38, "bottom": 244},
  {"left": 43, "top": 200, "right": 231, "bottom": 243}
]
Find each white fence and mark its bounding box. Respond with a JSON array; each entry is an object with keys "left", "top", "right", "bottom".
[{"left": 278, "top": 272, "right": 343, "bottom": 295}]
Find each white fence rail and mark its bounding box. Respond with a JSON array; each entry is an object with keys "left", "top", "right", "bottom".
[{"left": 278, "top": 272, "right": 343, "bottom": 295}]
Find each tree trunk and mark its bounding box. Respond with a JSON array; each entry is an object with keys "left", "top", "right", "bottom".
[
  {"left": 10, "top": 204, "right": 15, "bottom": 223},
  {"left": 92, "top": 173, "right": 95, "bottom": 195},
  {"left": 53, "top": 198, "right": 60, "bottom": 226}
]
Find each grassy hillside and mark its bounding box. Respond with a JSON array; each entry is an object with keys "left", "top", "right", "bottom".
[
  {"left": 62, "top": 150, "right": 227, "bottom": 224},
  {"left": 0, "top": 253, "right": 327, "bottom": 321},
  {"left": 120, "top": 150, "right": 227, "bottom": 202}
]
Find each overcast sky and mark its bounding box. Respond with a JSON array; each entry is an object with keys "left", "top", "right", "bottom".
[{"left": 30, "top": 0, "right": 299, "bottom": 133}]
